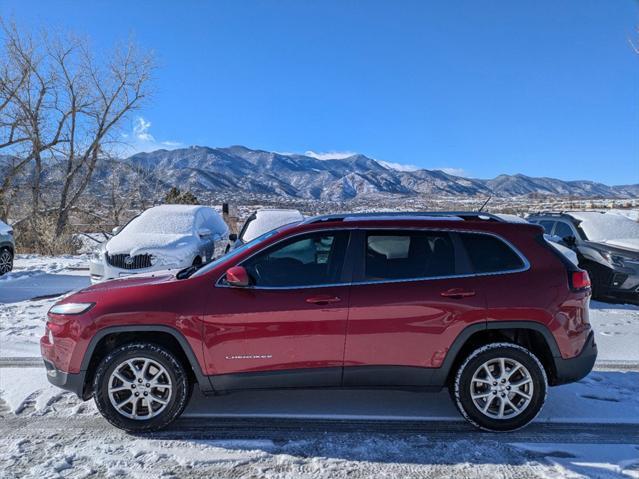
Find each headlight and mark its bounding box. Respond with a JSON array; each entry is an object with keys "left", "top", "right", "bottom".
[
  {"left": 598, "top": 249, "right": 632, "bottom": 268},
  {"left": 49, "top": 303, "right": 95, "bottom": 315},
  {"left": 91, "top": 246, "right": 105, "bottom": 261}
]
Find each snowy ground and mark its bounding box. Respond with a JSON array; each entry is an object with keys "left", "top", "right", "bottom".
[{"left": 1, "top": 255, "right": 639, "bottom": 478}]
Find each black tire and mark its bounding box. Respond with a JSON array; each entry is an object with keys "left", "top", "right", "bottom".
[
  {"left": 93, "top": 342, "right": 191, "bottom": 432},
  {"left": 451, "top": 343, "right": 547, "bottom": 432},
  {"left": 0, "top": 247, "right": 13, "bottom": 276}
]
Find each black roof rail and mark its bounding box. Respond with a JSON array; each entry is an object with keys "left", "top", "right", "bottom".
[{"left": 305, "top": 211, "right": 507, "bottom": 224}]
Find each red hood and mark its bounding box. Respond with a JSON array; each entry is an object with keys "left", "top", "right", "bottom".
[{"left": 79, "top": 272, "right": 176, "bottom": 294}]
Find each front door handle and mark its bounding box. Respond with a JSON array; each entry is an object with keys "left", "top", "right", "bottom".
[
  {"left": 306, "top": 295, "right": 342, "bottom": 305},
  {"left": 440, "top": 288, "right": 476, "bottom": 299}
]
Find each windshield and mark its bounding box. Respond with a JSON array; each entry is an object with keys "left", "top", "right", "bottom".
[
  {"left": 190, "top": 229, "right": 280, "bottom": 278},
  {"left": 575, "top": 213, "right": 639, "bottom": 242},
  {"left": 122, "top": 211, "right": 195, "bottom": 235}
]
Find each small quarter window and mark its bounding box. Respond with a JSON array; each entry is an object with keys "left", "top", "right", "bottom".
[{"left": 460, "top": 233, "right": 525, "bottom": 274}]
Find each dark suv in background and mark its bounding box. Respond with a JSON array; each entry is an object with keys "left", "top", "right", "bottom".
[
  {"left": 528, "top": 211, "right": 639, "bottom": 303},
  {"left": 42, "top": 212, "right": 596, "bottom": 432},
  {"left": 0, "top": 219, "right": 14, "bottom": 276}
]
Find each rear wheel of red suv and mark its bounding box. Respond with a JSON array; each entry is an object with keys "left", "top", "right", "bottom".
[
  {"left": 452, "top": 343, "right": 547, "bottom": 432},
  {"left": 93, "top": 342, "right": 191, "bottom": 432}
]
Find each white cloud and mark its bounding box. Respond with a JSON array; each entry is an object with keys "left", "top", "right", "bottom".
[
  {"left": 122, "top": 116, "right": 183, "bottom": 155},
  {"left": 436, "top": 167, "right": 467, "bottom": 177},
  {"left": 378, "top": 160, "right": 420, "bottom": 172},
  {"left": 303, "top": 150, "right": 358, "bottom": 160},
  {"left": 133, "top": 117, "right": 154, "bottom": 142}
]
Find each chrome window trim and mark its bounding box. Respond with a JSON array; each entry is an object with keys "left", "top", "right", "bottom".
[{"left": 215, "top": 226, "right": 531, "bottom": 290}]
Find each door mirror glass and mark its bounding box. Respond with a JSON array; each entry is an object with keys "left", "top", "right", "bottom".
[
  {"left": 229, "top": 233, "right": 238, "bottom": 242},
  {"left": 562, "top": 235, "right": 576, "bottom": 247},
  {"left": 226, "top": 266, "right": 250, "bottom": 287}
]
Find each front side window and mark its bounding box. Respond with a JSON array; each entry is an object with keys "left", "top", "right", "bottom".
[
  {"left": 553, "top": 222, "right": 574, "bottom": 240},
  {"left": 538, "top": 220, "right": 555, "bottom": 234},
  {"left": 242, "top": 231, "right": 349, "bottom": 287},
  {"left": 365, "top": 231, "right": 456, "bottom": 280},
  {"left": 460, "top": 233, "right": 525, "bottom": 274}
]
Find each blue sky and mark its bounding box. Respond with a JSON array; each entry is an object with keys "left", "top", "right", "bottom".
[{"left": 2, "top": 1, "right": 638, "bottom": 184}]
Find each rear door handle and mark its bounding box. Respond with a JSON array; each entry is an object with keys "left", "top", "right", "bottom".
[
  {"left": 440, "top": 288, "right": 476, "bottom": 299},
  {"left": 306, "top": 295, "right": 342, "bottom": 305}
]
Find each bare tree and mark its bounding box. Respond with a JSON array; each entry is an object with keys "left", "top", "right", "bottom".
[
  {"left": 0, "top": 21, "right": 154, "bottom": 251},
  {"left": 50, "top": 37, "right": 154, "bottom": 236}
]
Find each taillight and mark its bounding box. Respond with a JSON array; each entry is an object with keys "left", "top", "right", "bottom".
[{"left": 571, "top": 270, "right": 591, "bottom": 291}]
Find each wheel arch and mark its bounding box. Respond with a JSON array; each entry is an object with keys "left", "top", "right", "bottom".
[
  {"left": 435, "top": 321, "right": 562, "bottom": 387},
  {"left": 80, "top": 325, "right": 211, "bottom": 400},
  {"left": 0, "top": 241, "right": 14, "bottom": 254}
]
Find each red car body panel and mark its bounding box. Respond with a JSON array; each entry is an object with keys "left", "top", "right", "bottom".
[
  {"left": 200, "top": 284, "right": 350, "bottom": 375},
  {"left": 41, "top": 217, "right": 595, "bottom": 393},
  {"left": 345, "top": 276, "right": 486, "bottom": 368}
]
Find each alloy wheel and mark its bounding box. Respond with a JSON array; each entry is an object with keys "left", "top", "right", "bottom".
[
  {"left": 0, "top": 249, "right": 12, "bottom": 275},
  {"left": 107, "top": 357, "right": 173, "bottom": 420},
  {"left": 470, "top": 357, "right": 534, "bottom": 419}
]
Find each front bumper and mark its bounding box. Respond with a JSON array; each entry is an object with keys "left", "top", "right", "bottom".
[
  {"left": 43, "top": 358, "right": 86, "bottom": 398},
  {"left": 552, "top": 331, "right": 598, "bottom": 385}
]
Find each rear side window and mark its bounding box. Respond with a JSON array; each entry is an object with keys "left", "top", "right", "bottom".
[
  {"left": 365, "top": 231, "right": 456, "bottom": 280},
  {"left": 460, "top": 233, "right": 525, "bottom": 274}
]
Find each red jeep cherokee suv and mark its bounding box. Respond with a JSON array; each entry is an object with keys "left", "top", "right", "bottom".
[{"left": 41, "top": 212, "right": 597, "bottom": 432}]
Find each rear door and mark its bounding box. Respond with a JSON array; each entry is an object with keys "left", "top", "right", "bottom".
[{"left": 343, "top": 229, "right": 486, "bottom": 386}]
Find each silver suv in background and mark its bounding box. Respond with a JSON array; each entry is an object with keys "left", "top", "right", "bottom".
[
  {"left": 0, "top": 219, "right": 14, "bottom": 276},
  {"left": 528, "top": 211, "right": 639, "bottom": 303}
]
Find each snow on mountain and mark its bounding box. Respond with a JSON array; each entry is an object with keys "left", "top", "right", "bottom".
[{"left": 112, "top": 146, "right": 638, "bottom": 201}]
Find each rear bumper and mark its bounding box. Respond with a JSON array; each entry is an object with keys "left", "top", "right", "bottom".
[
  {"left": 552, "top": 331, "right": 597, "bottom": 385},
  {"left": 43, "top": 358, "right": 86, "bottom": 398}
]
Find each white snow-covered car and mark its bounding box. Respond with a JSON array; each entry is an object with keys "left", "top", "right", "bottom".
[
  {"left": 89, "top": 205, "right": 229, "bottom": 283},
  {"left": 228, "top": 208, "right": 304, "bottom": 252}
]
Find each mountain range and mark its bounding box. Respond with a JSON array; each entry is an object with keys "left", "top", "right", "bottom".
[{"left": 122, "top": 146, "right": 639, "bottom": 201}]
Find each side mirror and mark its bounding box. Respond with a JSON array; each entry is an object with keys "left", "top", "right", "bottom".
[
  {"left": 226, "top": 266, "right": 249, "bottom": 287},
  {"left": 228, "top": 233, "right": 238, "bottom": 242},
  {"left": 563, "top": 235, "right": 576, "bottom": 247},
  {"left": 198, "top": 227, "right": 212, "bottom": 238},
  {"left": 111, "top": 226, "right": 121, "bottom": 236}
]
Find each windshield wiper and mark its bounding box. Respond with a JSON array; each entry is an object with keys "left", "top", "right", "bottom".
[{"left": 176, "top": 264, "right": 201, "bottom": 280}]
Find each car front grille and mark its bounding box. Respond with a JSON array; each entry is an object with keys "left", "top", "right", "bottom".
[{"left": 106, "top": 253, "right": 152, "bottom": 270}]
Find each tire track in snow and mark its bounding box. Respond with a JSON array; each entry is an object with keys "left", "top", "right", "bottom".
[{"left": 1, "top": 416, "right": 638, "bottom": 444}]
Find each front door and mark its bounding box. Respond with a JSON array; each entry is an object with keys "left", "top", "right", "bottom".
[
  {"left": 343, "top": 229, "right": 486, "bottom": 386},
  {"left": 202, "top": 230, "right": 352, "bottom": 389}
]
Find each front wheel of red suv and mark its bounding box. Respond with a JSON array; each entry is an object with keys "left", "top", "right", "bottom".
[
  {"left": 452, "top": 343, "right": 548, "bottom": 432},
  {"left": 93, "top": 342, "right": 191, "bottom": 432}
]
